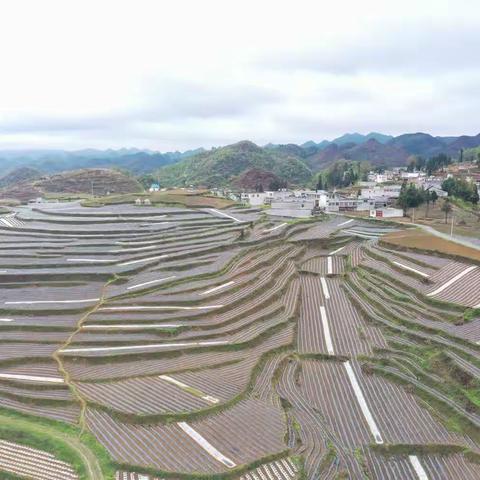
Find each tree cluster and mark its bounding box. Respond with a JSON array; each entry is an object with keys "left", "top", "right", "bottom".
[
  {"left": 441, "top": 177, "right": 479, "bottom": 204},
  {"left": 425, "top": 154, "right": 452, "bottom": 175},
  {"left": 397, "top": 183, "right": 426, "bottom": 214},
  {"left": 316, "top": 160, "right": 370, "bottom": 190}
]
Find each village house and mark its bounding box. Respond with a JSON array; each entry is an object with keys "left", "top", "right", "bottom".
[
  {"left": 367, "top": 171, "right": 394, "bottom": 183},
  {"left": 360, "top": 184, "right": 402, "bottom": 199},
  {"left": 241, "top": 189, "right": 291, "bottom": 207},
  {"left": 292, "top": 189, "right": 329, "bottom": 209},
  {"left": 267, "top": 197, "right": 316, "bottom": 218},
  {"left": 369, "top": 207, "right": 403, "bottom": 218},
  {"left": 326, "top": 195, "right": 375, "bottom": 212}
]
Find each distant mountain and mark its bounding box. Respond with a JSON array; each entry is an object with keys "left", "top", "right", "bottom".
[
  {"left": 1, "top": 132, "right": 479, "bottom": 194},
  {"left": 436, "top": 136, "right": 458, "bottom": 145},
  {"left": 303, "top": 143, "right": 354, "bottom": 171},
  {"left": 387, "top": 133, "right": 445, "bottom": 157},
  {"left": 156, "top": 140, "right": 312, "bottom": 188},
  {"left": 331, "top": 133, "right": 366, "bottom": 146},
  {"left": 365, "top": 132, "right": 395, "bottom": 144},
  {"left": 300, "top": 140, "right": 318, "bottom": 148},
  {"left": 344, "top": 139, "right": 408, "bottom": 166},
  {"left": 332, "top": 132, "right": 393, "bottom": 146},
  {"left": 301, "top": 139, "right": 331, "bottom": 149},
  {"left": 445, "top": 134, "right": 480, "bottom": 154},
  {"left": 268, "top": 143, "right": 307, "bottom": 158},
  {"left": 0, "top": 147, "right": 201, "bottom": 176},
  {"left": 302, "top": 139, "right": 407, "bottom": 171},
  {"left": 0, "top": 166, "right": 41, "bottom": 188}
]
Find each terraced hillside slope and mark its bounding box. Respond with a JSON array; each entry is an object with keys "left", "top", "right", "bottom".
[
  {"left": 0, "top": 168, "right": 143, "bottom": 202},
  {"left": 0, "top": 202, "right": 479, "bottom": 479}
]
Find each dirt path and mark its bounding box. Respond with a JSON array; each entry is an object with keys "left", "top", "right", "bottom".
[{"left": 53, "top": 276, "right": 116, "bottom": 432}]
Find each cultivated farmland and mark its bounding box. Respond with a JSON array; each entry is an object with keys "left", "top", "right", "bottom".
[{"left": 0, "top": 201, "right": 479, "bottom": 479}]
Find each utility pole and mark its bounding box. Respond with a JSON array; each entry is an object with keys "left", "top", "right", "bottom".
[
  {"left": 91, "top": 181, "right": 94, "bottom": 198},
  {"left": 412, "top": 207, "right": 415, "bottom": 223},
  {"left": 450, "top": 215, "right": 454, "bottom": 237}
]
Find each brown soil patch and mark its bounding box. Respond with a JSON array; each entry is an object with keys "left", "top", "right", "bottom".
[
  {"left": 382, "top": 229, "right": 480, "bottom": 262},
  {"left": 150, "top": 192, "right": 236, "bottom": 208}
]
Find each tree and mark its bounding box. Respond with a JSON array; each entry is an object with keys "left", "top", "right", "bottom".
[
  {"left": 316, "top": 175, "right": 324, "bottom": 191},
  {"left": 407, "top": 157, "right": 416, "bottom": 172},
  {"left": 398, "top": 182, "right": 408, "bottom": 216},
  {"left": 269, "top": 178, "right": 287, "bottom": 191},
  {"left": 441, "top": 199, "right": 453, "bottom": 224},
  {"left": 441, "top": 177, "right": 456, "bottom": 196},
  {"left": 416, "top": 156, "right": 426, "bottom": 171},
  {"left": 471, "top": 184, "right": 479, "bottom": 205},
  {"left": 397, "top": 183, "right": 426, "bottom": 216},
  {"left": 426, "top": 153, "right": 451, "bottom": 175},
  {"left": 430, "top": 190, "right": 438, "bottom": 206},
  {"left": 442, "top": 177, "right": 479, "bottom": 204},
  {"left": 425, "top": 190, "right": 431, "bottom": 219}
]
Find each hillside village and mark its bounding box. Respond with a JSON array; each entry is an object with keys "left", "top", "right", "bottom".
[{"left": 211, "top": 161, "right": 480, "bottom": 222}]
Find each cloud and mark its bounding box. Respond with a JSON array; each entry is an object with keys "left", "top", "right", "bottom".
[
  {"left": 135, "top": 79, "right": 284, "bottom": 121},
  {"left": 259, "top": 23, "right": 480, "bottom": 76},
  {"left": 0, "top": 0, "right": 479, "bottom": 150}
]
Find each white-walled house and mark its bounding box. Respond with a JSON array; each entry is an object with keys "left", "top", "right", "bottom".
[
  {"left": 326, "top": 196, "right": 375, "bottom": 212},
  {"left": 267, "top": 198, "right": 315, "bottom": 218},
  {"left": 360, "top": 185, "right": 402, "bottom": 199},
  {"left": 367, "top": 173, "right": 391, "bottom": 183},
  {"left": 292, "top": 189, "right": 328, "bottom": 209},
  {"left": 241, "top": 189, "right": 291, "bottom": 206},
  {"left": 369, "top": 207, "right": 403, "bottom": 218},
  {"left": 241, "top": 191, "right": 271, "bottom": 206}
]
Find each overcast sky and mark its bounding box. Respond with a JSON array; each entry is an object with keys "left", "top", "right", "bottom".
[{"left": 0, "top": 0, "right": 479, "bottom": 151}]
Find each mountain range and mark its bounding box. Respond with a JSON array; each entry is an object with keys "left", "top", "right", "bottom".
[{"left": 1, "top": 132, "right": 480, "bottom": 191}]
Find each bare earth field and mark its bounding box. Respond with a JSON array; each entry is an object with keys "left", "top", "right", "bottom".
[
  {"left": 0, "top": 203, "right": 479, "bottom": 480},
  {"left": 383, "top": 229, "right": 480, "bottom": 262}
]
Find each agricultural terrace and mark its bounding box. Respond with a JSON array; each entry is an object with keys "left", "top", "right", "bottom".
[{"left": 0, "top": 201, "right": 479, "bottom": 480}]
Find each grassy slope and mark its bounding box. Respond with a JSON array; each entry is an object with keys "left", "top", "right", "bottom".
[{"left": 0, "top": 408, "right": 116, "bottom": 480}]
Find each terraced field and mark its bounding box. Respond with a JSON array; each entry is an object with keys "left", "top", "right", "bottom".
[{"left": 0, "top": 203, "right": 479, "bottom": 480}]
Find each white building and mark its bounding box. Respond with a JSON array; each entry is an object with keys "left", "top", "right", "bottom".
[
  {"left": 431, "top": 187, "right": 448, "bottom": 198},
  {"left": 401, "top": 172, "right": 427, "bottom": 184},
  {"left": 367, "top": 173, "right": 389, "bottom": 183},
  {"left": 370, "top": 207, "right": 403, "bottom": 218},
  {"left": 360, "top": 185, "right": 402, "bottom": 199},
  {"left": 326, "top": 195, "right": 375, "bottom": 212},
  {"left": 241, "top": 189, "right": 291, "bottom": 207},
  {"left": 292, "top": 189, "right": 328, "bottom": 209},
  {"left": 267, "top": 198, "right": 315, "bottom": 218},
  {"left": 401, "top": 171, "right": 420, "bottom": 179},
  {"left": 241, "top": 191, "right": 271, "bottom": 206}
]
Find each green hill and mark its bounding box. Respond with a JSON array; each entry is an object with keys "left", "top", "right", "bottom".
[{"left": 156, "top": 140, "right": 312, "bottom": 187}]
